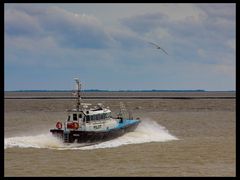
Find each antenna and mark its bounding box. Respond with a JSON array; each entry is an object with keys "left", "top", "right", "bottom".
[
  {"left": 74, "top": 78, "right": 81, "bottom": 111},
  {"left": 119, "top": 102, "right": 127, "bottom": 119},
  {"left": 118, "top": 102, "right": 133, "bottom": 120}
]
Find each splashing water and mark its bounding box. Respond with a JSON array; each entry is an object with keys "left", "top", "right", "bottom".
[
  {"left": 4, "top": 134, "right": 64, "bottom": 149},
  {"left": 5, "top": 119, "right": 178, "bottom": 150}
]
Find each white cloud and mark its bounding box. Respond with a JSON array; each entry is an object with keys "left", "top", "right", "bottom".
[
  {"left": 4, "top": 3, "right": 236, "bottom": 91},
  {"left": 213, "top": 63, "right": 235, "bottom": 77},
  {"left": 162, "top": 3, "right": 207, "bottom": 22},
  {"left": 226, "top": 39, "right": 236, "bottom": 51},
  {"left": 198, "top": 3, "right": 235, "bottom": 18},
  {"left": 5, "top": 7, "right": 43, "bottom": 36},
  {"left": 5, "top": 5, "right": 114, "bottom": 49},
  {"left": 197, "top": 48, "right": 207, "bottom": 58}
]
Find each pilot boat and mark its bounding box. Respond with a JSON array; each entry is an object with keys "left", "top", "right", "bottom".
[{"left": 50, "top": 78, "right": 141, "bottom": 143}]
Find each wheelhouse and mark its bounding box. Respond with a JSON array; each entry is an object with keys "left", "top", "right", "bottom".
[{"left": 66, "top": 109, "right": 111, "bottom": 124}]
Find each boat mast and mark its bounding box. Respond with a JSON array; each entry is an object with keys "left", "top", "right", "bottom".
[{"left": 74, "top": 78, "right": 81, "bottom": 111}]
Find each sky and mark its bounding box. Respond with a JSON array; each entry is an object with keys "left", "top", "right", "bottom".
[{"left": 4, "top": 3, "right": 236, "bottom": 91}]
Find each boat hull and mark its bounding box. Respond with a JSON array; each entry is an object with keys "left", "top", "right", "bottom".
[{"left": 50, "top": 120, "right": 140, "bottom": 143}]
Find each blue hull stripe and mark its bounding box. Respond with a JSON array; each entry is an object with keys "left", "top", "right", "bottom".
[{"left": 110, "top": 119, "right": 140, "bottom": 131}]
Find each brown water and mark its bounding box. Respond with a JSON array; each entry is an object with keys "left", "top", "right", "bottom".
[{"left": 4, "top": 92, "right": 236, "bottom": 176}]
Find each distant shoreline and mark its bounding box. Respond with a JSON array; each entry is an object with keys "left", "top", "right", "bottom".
[
  {"left": 4, "top": 89, "right": 235, "bottom": 92},
  {"left": 4, "top": 96, "right": 235, "bottom": 100},
  {"left": 4, "top": 91, "right": 236, "bottom": 100}
]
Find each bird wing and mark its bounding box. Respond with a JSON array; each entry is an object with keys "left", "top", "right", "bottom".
[
  {"left": 148, "top": 42, "right": 160, "bottom": 48},
  {"left": 159, "top": 47, "right": 168, "bottom": 55},
  {"left": 148, "top": 41, "right": 169, "bottom": 55}
]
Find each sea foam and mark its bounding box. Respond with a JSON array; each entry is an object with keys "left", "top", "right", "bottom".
[{"left": 5, "top": 119, "right": 178, "bottom": 150}]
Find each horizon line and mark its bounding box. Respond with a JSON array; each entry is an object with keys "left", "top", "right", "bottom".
[{"left": 4, "top": 89, "right": 236, "bottom": 92}]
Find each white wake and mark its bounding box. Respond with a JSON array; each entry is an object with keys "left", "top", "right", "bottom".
[{"left": 5, "top": 119, "right": 178, "bottom": 150}]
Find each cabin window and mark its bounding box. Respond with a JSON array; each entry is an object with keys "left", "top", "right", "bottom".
[
  {"left": 67, "top": 115, "right": 71, "bottom": 121},
  {"left": 73, "top": 114, "right": 78, "bottom": 121},
  {"left": 86, "top": 115, "right": 90, "bottom": 123},
  {"left": 100, "top": 114, "right": 104, "bottom": 119},
  {"left": 79, "top": 114, "right": 82, "bottom": 118},
  {"left": 106, "top": 113, "right": 110, "bottom": 118}
]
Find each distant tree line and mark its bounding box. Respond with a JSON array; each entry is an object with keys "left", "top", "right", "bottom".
[{"left": 6, "top": 89, "right": 207, "bottom": 92}]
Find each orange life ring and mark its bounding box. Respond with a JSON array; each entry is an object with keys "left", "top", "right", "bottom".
[{"left": 56, "top": 122, "right": 62, "bottom": 129}]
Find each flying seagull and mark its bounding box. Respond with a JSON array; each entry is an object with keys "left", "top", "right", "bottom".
[{"left": 148, "top": 42, "right": 169, "bottom": 55}]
